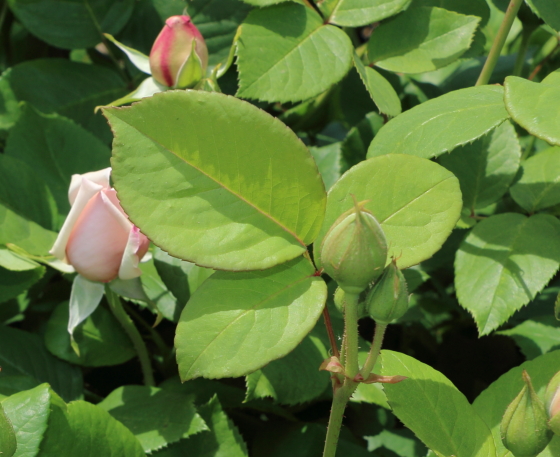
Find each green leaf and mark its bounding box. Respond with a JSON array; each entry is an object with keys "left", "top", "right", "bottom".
[
  {"left": 153, "top": 247, "right": 214, "bottom": 310},
  {"left": 314, "top": 154, "right": 462, "bottom": 270},
  {"left": 0, "top": 265, "right": 45, "bottom": 304},
  {"left": 439, "top": 121, "right": 521, "bottom": 211},
  {"left": 175, "top": 256, "right": 327, "bottom": 380},
  {"left": 106, "top": 90, "right": 326, "bottom": 271},
  {"left": 473, "top": 350, "right": 560, "bottom": 457},
  {"left": 380, "top": 350, "right": 496, "bottom": 457},
  {"left": 4, "top": 104, "right": 111, "bottom": 221},
  {"left": 245, "top": 331, "right": 329, "bottom": 405},
  {"left": 236, "top": 3, "right": 353, "bottom": 103},
  {"left": 505, "top": 76, "right": 560, "bottom": 147},
  {"left": 1, "top": 384, "right": 53, "bottom": 457},
  {"left": 99, "top": 386, "right": 208, "bottom": 453},
  {"left": 498, "top": 315, "right": 560, "bottom": 360},
  {"left": 327, "top": 0, "right": 412, "bottom": 27},
  {"left": 410, "top": 0, "right": 490, "bottom": 26},
  {"left": 309, "top": 143, "right": 343, "bottom": 191},
  {"left": 0, "top": 326, "right": 83, "bottom": 402},
  {"left": 352, "top": 350, "right": 390, "bottom": 408},
  {"left": 455, "top": 213, "right": 560, "bottom": 335},
  {"left": 0, "top": 247, "right": 41, "bottom": 271},
  {"left": 341, "top": 112, "right": 384, "bottom": 170},
  {"left": 368, "top": 85, "right": 509, "bottom": 159},
  {"left": 187, "top": 0, "right": 252, "bottom": 69},
  {"left": 139, "top": 257, "right": 181, "bottom": 322},
  {"left": 0, "top": 402, "right": 16, "bottom": 457},
  {"left": 44, "top": 302, "right": 136, "bottom": 367},
  {"left": 7, "top": 0, "right": 134, "bottom": 49},
  {"left": 0, "top": 376, "right": 40, "bottom": 400},
  {"left": 525, "top": 0, "right": 560, "bottom": 31},
  {"left": 367, "top": 7, "right": 480, "bottom": 74},
  {"left": 354, "top": 54, "right": 402, "bottom": 118},
  {"left": 39, "top": 400, "right": 145, "bottom": 456},
  {"left": 509, "top": 147, "right": 560, "bottom": 212},
  {"left": 1, "top": 59, "right": 126, "bottom": 142},
  {"left": 0, "top": 68, "right": 20, "bottom": 137},
  {"left": 240, "top": 0, "right": 298, "bottom": 5},
  {"left": 151, "top": 396, "right": 248, "bottom": 457}
]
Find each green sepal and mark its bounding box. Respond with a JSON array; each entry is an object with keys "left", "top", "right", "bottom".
[{"left": 175, "top": 39, "right": 204, "bottom": 89}]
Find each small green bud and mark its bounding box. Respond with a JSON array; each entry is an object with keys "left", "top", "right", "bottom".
[
  {"left": 321, "top": 200, "right": 387, "bottom": 294},
  {"left": 501, "top": 370, "right": 553, "bottom": 457},
  {"left": 545, "top": 370, "right": 560, "bottom": 435},
  {"left": 365, "top": 260, "right": 409, "bottom": 324}
]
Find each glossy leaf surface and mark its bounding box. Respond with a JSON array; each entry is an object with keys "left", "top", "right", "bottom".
[
  {"left": 368, "top": 85, "right": 509, "bottom": 159},
  {"left": 314, "top": 155, "right": 462, "bottom": 269},
  {"left": 381, "top": 350, "right": 496, "bottom": 457},
  {"left": 175, "top": 256, "right": 327, "bottom": 380},
  {"left": 106, "top": 90, "right": 326, "bottom": 271},
  {"left": 367, "top": 7, "right": 479, "bottom": 73},
  {"left": 327, "top": 0, "right": 412, "bottom": 27},
  {"left": 237, "top": 3, "right": 353, "bottom": 102},
  {"left": 0, "top": 402, "right": 16, "bottom": 457},
  {"left": 455, "top": 213, "right": 560, "bottom": 335},
  {"left": 439, "top": 121, "right": 521, "bottom": 210}
]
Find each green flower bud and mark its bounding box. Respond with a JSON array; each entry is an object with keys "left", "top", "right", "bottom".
[
  {"left": 365, "top": 260, "right": 409, "bottom": 324},
  {"left": 545, "top": 370, "right": 560, "bottom": 435},
  {"left": 501, "top": 370, "right": 553, "bottom": 457},
  {"left": 321, "top": 200, "right": 387, "bottom": 294}
]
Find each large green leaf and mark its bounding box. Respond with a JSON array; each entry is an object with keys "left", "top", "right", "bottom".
[
  {"left": 0, "top": 265, "right": 45, "bottom": 304},
  {"left": 44, "top": 302, "right": 136, "bottom": 367},
  {"left": 411, "top": 0, "right": 490, "bottom": 25},
  {"left": 1, "top": 384, "right": 53, "bottom": 457},
  {"left": 236, "top": 3, "right": 353, "bottom": 103},
  {"left": 0, "top": 326, "right": 83, "bottom": 402},
  {"left": 175, "top": 256, "right": 327, "bottom": 380},
  {"left": 106, "top": 90, "right": 326, "bottom": 271},
  {"left": 473, "top": 350, "right": 560, "bottom": 457},
  {"left": 8, "top": 0, "right": 134, "bottom": 49},
  {"left": 187, "top": 0, "right": 252, "bottom": 69},
  {"left": 455, "top": 213, "right": 560, "bottom": 335},
  {"left": 0, "top": 402, "right": 16, "bottom": 457},
  {"left": 314, "top": 154, "right": 462, "bottom": 270},
  {"left": 139, "top": 257, "right": 181, "bottom": 322},
  {"left": 39, "top": 400, "right": 145, "bottom": 456},
  {"left": 245, "top": 331, "right": 329, "bottom": 405},
  {"left": 439, "top": 121, "right": 521, "bottom": 211},
  {"left": 368, "top": 85, "right": 509, "bottom": 159},
  {"left": 99, "top": 385, "right": 208, "bottom": 453},
  {"left": 354, "top": 54, "right": 401, "bottom": 118},
  {"left": 152, "top": 396, "right": 248, "bottom": 457},
  {"left": 4, "top": 104, "right": 111, "bottom": 219},
  {"left": 509, "top": 147, "right": 560, "bottom": 212},
  {"left": 505, "top": 76, "right": 560, "bottom": 147},
  {"left": 327, "top": 0, "right": 412, "bottom": 27},
  {"left": 1, "top": 59, "right": 126, "bottom": 142},
  {"left": 525, "top": 0, "right": 560, "bottom": 31},
  {"left": 309, "top": 143, "right": 343, "bottom": 191},
  {"left": 367, "top": 7, "right": 479, "bottom": 74},
  {"left": 380, "top": 350, "right": 496, "bottom": 457},
  {"left": 498, "top": 315, "right": 560, "bottom": 360}
]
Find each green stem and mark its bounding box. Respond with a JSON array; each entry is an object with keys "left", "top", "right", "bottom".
[
  {"left": 359, "top": 322, "right": 387, "bottom": 379},
  {"left": 322, "top": 385, "right": 353, "bottom": 457},
  {"left": 105, "top": 287, "right": 155, "bottom": 386},
  {"left": 342, "top": 292, "right": 360, "bottom": 379},
  {"left": 513, "top": 26, "right": 535, "bottom": 77},
  {"left": 476, "top": 0, "right": 524, "bottom": 86},
  {"left": 123, "top": 302, "right": 170, "bottom": 359}
]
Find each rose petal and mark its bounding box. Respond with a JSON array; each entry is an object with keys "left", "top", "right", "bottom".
[
  {"left": 50, "top": 177, "right": 105, "bottom": 261},
  {"left": 68, "top": 168, "right": 111, "bottom": 205},
  {"left": 66, "top": 189, "right": 131, "bottom": 282},
  {"left": 118, "top": 226, "right": 150, "bottom": 280}
]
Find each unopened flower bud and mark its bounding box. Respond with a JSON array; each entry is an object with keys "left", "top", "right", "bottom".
[
  {"left": 501, "top": 370, "right": 553, "bottom": 457},
  {"left": 321, "top": 200, "right": 387, "bottom": 294},
  {"left": 365, "top": 260, "right": 409, "bottom": 324},
  {"left": 149, "top": 15, "right": 208, "bottom": 89},
  {"left": 545, "top": 370, "right": 560, "bottom": 435}
]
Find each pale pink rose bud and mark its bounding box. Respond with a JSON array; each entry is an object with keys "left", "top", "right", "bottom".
[
  {"left": 50, "top": 168, "right": 149, "bottom": 283},
  {"left": 149, "top": 15, "right": 208, "bottom": 89}
]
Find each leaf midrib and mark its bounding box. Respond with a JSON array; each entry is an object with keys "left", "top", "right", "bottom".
[{"left": 112, "top": 114, "right": 306, "bottom": 248}]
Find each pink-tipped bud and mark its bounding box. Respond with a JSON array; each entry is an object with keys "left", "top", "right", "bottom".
[{"left": 149, "top": 15, "right": 208, "bottom": 89}]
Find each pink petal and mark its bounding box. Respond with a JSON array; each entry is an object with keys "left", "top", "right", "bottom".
[
  {"left": 118, "top": 226, "right": 150, "bottom": 280},
  {"left": 68, "top": 168, "right": 111, "bottom": 205}
]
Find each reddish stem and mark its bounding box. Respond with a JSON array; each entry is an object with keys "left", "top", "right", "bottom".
[{"left": 322, "top": 305, "right": 340, "bottom": 359}]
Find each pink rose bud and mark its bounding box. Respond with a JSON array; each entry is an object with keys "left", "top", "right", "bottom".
[
  {"left": 149, "top": 15, "right": 208, "bottom": 89},
  {"left": 50, "top": 168, "right": 150, "bottom": 283}
]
